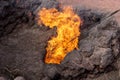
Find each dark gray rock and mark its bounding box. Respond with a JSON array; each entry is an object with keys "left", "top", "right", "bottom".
[
  {"left": 40, "top": 0, "right": 59, "bottom": 9},
  {"left": 90, "top": 48, "right": 113, "bottom": 68},
  {"left": 59, "top": 16, "right": 120, "bottom": 79},
  {"left": 0, "top": 0, "right": 59, "bottom": 38},
  {"left": 0, "top": 77, "right": 7, "bottom": 80},
  {"left": 60, "top": 51, "right": 85, "bottom": 78},
  {"left": 14, "top": 76, "right": 25, "bottom": 80},
  {"left": 44, "top": 65, "right": 58, "bottom": 79},
  {"left": 0, "top": 0, "right": 120, "bottom": 80},
  {"left": 42, "top": 77, "right": 50, "bottom": 80}
]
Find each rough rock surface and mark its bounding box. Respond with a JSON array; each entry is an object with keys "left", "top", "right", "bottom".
[
  {"left": 14, "top": 76, "right": 25, "bottom": 80},
  {"left": 0, "top": 0, "right": 59, "bottom": 38},
  {"left": 0, "top": 76, "right": 7, "bottom": 80},
  {"left": 59, "top": 17, "right": 120, "bottom": 80},
  {"left": 0, "top": 0, "right": 120, "bottom": 80}
]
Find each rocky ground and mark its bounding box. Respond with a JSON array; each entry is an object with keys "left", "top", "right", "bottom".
[
  {"left": 59, "top": 0, "right": 120, "bottom": 80},
  {"left": 0, "top": 0, "right": 120, "bottom": 80},
  {"left": 59, "top": 0, "right": 120, "bottom": 26}
]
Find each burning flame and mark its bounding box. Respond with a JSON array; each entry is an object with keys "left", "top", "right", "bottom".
[{"left": 38, "top": 7, "right": 81, "bottom": 64}]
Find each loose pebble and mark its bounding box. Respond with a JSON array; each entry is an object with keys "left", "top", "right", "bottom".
[
  {"left": 0, "top": 77, "right": 7, "bottom": 80},
  {"left": 14, "top": 76, "right": 25, "bottom": 80}
]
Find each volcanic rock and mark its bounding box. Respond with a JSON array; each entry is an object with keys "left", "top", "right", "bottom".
[
  {"left": 14, "top": 76, "right": 25, "bottom": 80},
  {"left": 0, "top": 0, "right": 120, "bottom": 80},
  {"left": 0, "top": 0, "right": 59, "bottom": 38},
  {"left": 0, "top": 76, "right": 7, "bottom": 80}
]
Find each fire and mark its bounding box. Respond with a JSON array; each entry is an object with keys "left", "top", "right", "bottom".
[{"left": 38, "top": 7, "right": 81, "bottom": 64}]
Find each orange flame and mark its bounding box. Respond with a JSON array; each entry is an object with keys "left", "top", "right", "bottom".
[{"left": 38, "top": 7, "right": 81, "bottom": 64}]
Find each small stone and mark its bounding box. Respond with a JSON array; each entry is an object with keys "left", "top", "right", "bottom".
[
  {"left": 14, "top": 76, "right": 25, "bottom": 80},
  {"left": 0, "top": 77, "right": 7, "bottom": 80}
]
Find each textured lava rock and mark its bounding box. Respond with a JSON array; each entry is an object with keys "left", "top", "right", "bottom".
[
  {"left": 0, "top": 0, "right": 120, "bottom": 80},
  {"left": 58, "top": 17, "right": 120, "bottom": 79},
  {"left": 14, "top": 76, "right": 25, "bottom": 80},
  {"left": 0, "top": 0, "right": 59, "bottom": 38},
  {"left": 0, "top": 76, "right": 7, "bottom": 80}
]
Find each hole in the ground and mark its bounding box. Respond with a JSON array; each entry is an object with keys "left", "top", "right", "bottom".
[{"left": 0, "top": 0, "right": 120, "bottom": 80}]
